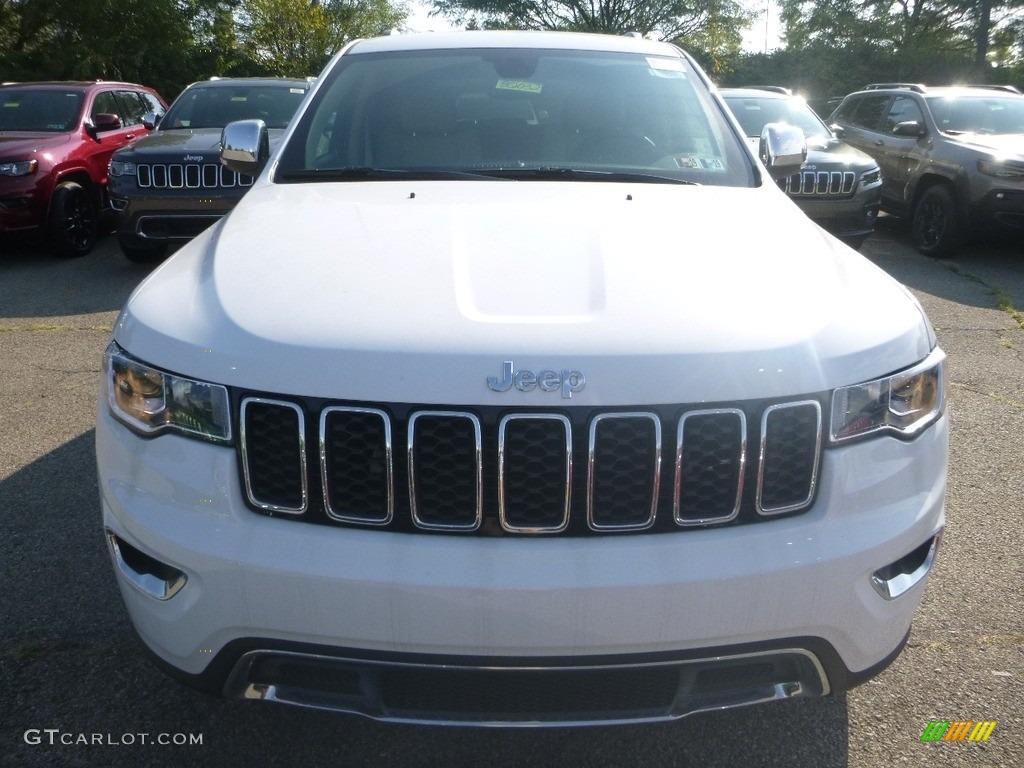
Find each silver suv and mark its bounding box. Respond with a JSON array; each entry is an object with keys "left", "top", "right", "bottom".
[{"left": 828, "top": 83, "right": 1024, "bottom": 256}]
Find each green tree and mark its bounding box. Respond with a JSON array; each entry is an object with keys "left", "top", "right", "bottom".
[
  {"left": 431, "top": 0, "right": 754, "bottom": 55},
  {"left": 237, "top": 0, "right": 407, "bottom": 76},
  {"left": 0, "top": 0, "right": 228, "bottom": 100},
  {"left": 779, "top": 0, "right": 1024, "bottom": 84}
]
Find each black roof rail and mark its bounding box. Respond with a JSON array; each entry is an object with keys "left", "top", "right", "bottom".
[
  {"left": 863, "top": 83, "right": 927, "bottom": 93},
  {"left": 960, "top": 84, "right": 1023, "bottom": 94}
]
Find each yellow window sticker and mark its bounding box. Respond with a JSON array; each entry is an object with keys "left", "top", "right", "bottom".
[{"left": 496, "top": 80, "right": 542, "bottom": 94}]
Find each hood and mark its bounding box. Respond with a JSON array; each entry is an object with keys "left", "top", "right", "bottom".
[
  {"left": 806, "top": 137, "right": 879, "bottom": 170},
  {"left": 116, "top": 180, "right": 932, "bottom": 405},
  {"left": 116, "top": 127, "right": 286, "bottom": 160},
  {"left": 952, "top": 132, "right": 1024, "bottom": 158},
  {"left": 743, "top": 135, "right": 879, "bottom": 171},
  {"left": 0, "top": 132, "right": 72, "bottom": 156}
]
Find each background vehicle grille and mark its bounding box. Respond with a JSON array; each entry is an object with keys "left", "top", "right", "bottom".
[
  {"left": 135, "top": 163, "right": 254, "bottom": 190},
  {"left": 781, "top": 170, "right": 856, "bottom": 198},
  {"left": 237, "top": 397, "right": 823, "bottom": 535}
]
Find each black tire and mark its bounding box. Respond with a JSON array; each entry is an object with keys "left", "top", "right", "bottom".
[
  {"left": 118, "top": 235, "right": 167, "bottom": 264},
  {"left": 912, "top": 185, "right": 963, "bottom": 257},
  {"left": 48, "top": 181, "right": 98, "bottom": 257}
]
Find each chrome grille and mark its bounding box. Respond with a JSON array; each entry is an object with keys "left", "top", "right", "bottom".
[
  {"left": 408, "top": 412, "right": 482, "bottom": 531},
  {"left": 238, "top": 398, "right": 824, "bottom": 535},
  {"left": 499, "top": 414, "right": 572, "bottom": 533},
  {"left": 782, "top": 170, "right": 856, "bottom": 198},
  {"left": 136, "top": 163, "right": 254, "bottom": 189}
]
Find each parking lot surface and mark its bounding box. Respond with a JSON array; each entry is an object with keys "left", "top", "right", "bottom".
[{"left": 1, "top": 219, "right": 1021, "bottom": 767}]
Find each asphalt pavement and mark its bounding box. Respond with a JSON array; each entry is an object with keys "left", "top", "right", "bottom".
[{"left": 1, "top": 219, "right": 1021, "bottom": 767}]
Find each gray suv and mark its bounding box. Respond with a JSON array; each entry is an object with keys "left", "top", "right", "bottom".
[
  {"left": 828, "top": 83, "right": 1024, "bottom": 256},
  {"left": 722, "top": 87, "right": 882, "bottom": 249}
]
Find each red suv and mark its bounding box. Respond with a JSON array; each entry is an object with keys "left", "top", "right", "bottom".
[{"left": 0, "top": 81, "right": 166, "bottom": 256}]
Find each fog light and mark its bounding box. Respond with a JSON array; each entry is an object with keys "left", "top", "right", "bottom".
[{"left": 871, "top": 535, "right": 940, "bottom": 600}]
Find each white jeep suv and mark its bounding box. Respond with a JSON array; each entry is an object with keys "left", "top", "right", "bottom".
[{"left": 97, "top": 31, "right": 947, "bottom": 726}]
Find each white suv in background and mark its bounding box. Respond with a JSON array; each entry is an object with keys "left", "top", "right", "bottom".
[{"left": 97, "top": 31, "right": 947, "bottom": 726}]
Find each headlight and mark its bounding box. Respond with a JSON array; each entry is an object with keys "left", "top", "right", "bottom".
[
  {"left": 108, "top": 160, "right": 137, "bottom": 177},
  {"left": 977, "top": 158, "right": 1024, "bottom": 181},
  {"left": 104, "top": 342, "right": 232, "bottom": 443},
  {"left": 830, "top": 349, "right": 945, "bottom": 443},
  {"left": 0, "top": 159, "right": 38, "bottom": 177},
  {"left": 860, "top": 167, "right": 881, "bottom": 186}
]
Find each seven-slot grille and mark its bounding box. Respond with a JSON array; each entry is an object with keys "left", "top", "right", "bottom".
[
  {"left": 136, "top": 163, "right": 254, "bottom": 190},
  {"left": 238, "top": 398, "right": 823, "bottom": 535}
]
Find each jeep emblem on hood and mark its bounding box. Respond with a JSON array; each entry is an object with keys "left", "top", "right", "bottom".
[{"left": 487, "top": 361, "right": 586, "bottom": 399}]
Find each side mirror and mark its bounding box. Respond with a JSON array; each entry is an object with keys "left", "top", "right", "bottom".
[
  {"left": 84, "top": 113, "right": 122, "bottom": 139},
  {"left": 892, "top": 120, "right": 926, "bottom": 137},
  {"left": 221, "top": 119, "right": 270, "bottom": 177},
  {"left": 93, "top": 113, "right": 123, "bottom": 132},
  {"left": 759, "top": 123, "right": 807, "bottom": 181},
  {"left": 142, "top": 111, "right": 162, "bottom": 130},
  {"left": 830, "top": 124, "right": 846, "bottom": 139}
]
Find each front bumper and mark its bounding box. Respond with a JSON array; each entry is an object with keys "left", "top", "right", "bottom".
[
  {"left": 97, "top": 403, "right": 946, "bottom": 723},
  {"left": 110, "top": 191, "right": 241, "bottom": 245},
  {"left": 791, "top": 192, "right": 881, "bottom": 241},
  {"left": 970, "top": 188, "right": 1024, "bottom": 232},
  {"left": 0, "top": 177, "right": 48, "bottom": 233}
]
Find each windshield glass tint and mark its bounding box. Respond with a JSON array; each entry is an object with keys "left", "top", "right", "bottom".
[
  {"left": 161, "top": 84, "right": 307, "bottom": 130},
  {"left": 927, "top": 95, "right": 1024, "bottom": 135},
  {"left": 277, "top": 48, "right": 753, "bottom": 186},
  {"left": 724, "top": 95, "right": 832, "bottom": 142},
  {"left": 0, "top": 89, "right": 83, "bottom": 132}
]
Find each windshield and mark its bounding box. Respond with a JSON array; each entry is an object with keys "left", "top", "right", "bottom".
[
  {"left": 276, "top": 47, "right": 753, "bottom": 187},
  {"left": 161, "top": 83, "right": 308, "bottom": 130},
  {"left": 0, "top": 89, "right": 83, "bottom": 132},
  {"left": 723, "top": 94, "right": 832, "bottom": 142},
  {"left": 926, "top": 95, "right": 1024, "bottom": 135}
]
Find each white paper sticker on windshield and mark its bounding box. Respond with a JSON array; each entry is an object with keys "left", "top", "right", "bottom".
[
  {"left": 646, "top": 57, "right": 686, "bottom": 73},
  {"left": 676, "top": 156, "right": 726, "bottom": 172}
]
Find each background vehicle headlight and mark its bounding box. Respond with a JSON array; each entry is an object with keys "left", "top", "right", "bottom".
[
  {"left": 977, "top": 158, "right": 1024, "bottom": 181},
  {"left": 104, "top": 342, "right": 231, "bottom": 442},
  {"left": 0, "top": 159, "right": 38, "bottom": 177},
  {"left": 108, "top": 160, "right": 137, "bottom": 177},
  {"left": 830, "top": 349, "right": 945, "bottom": 443}
]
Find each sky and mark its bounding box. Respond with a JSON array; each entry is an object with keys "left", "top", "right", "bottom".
[{"left": 404, "top": 0, "right": 784, "bottom": 53}]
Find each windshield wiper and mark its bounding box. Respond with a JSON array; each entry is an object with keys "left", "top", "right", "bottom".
[
  {"left": 278, "top": 167, "right": 509, "bottom": 182},
  {"left": 482, "top": 167, "right": 700, "bottom": 184}
]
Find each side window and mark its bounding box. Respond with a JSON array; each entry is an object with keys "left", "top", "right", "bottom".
[
  {"left": 883, "top": 95, "right": 925, "bottom": 134},
  {"left": 116, "top": 90, "right": 148, "bottom": 126},
  {"left": 138, "top": 91, "right": 165, "bottom": 118},
  {"left": 832, "top": 97, "right": 859, "bottom": 123},
  {"left": 848, "top": 95, "right": 890, "bottom": 131},
  {"left": 91, "top": 91, "right": 123, "bottom": 128}
]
